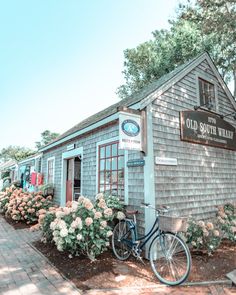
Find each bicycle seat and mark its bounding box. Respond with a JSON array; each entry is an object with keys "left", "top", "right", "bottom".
[{"left": 125, "top": 210, "right": 140, "bottom": 215}]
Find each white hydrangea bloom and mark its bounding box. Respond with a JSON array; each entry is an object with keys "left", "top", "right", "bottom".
[
  {"left": 55, "top": 211, "right": 65, "bottom": 219},
  {"left": 58, "top": 219, "right": 67, "bottom": 230},
  {"left": 57, "top": 244, "right": 63, "bottom": 252},
  {"left": 95, "top": 193, "right": 104, "bottom": 201},
  {"left": 76, "top": 234, "right": 83, "bottom": 241},
  {"left": 63, "top": 207, "right": 72, "bottom": 215},
  {"left": 52, "top": 230, "right": 59, "bottom": 237},
  {"left": 104, "top": 208, "right": 113, "bottom": 217},
  {"left": 94, "top": 211, "right": 102, "bottom": 219},
  {"left": 68, "top": 227, "right": 75, "bottom": 233},
  {"left": 50, "top": 221, "right": 56, "bottom": 230},
  {"left": 71, "top": 201, "right": 79, "bottom": 212},
  {"left": 100, "top": 220, "right": 107, "bottom": 228},
  {"left": 106, "top": 230, "right": 113, "bottom": 237},
  {"left": 75, "top": 217, "right": 83, "bottom": 229},
  {"left": 117, "top": 211, "right": 125, "bottom": 220},
  {"left": 60, "top": 228, "right": 68, "bottom": 238}
]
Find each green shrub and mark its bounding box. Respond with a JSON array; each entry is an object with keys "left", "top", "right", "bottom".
[
  {"left": 217, "top": 203, "right": 236, "bottom": 242},
  {"left": 186, "top": 219, "right": 222, "bottom": 255},
  {"left": 41, "top": 193, "right": 125, "bottom": 260},
  {"left": 1, "top": 187, "right": 54, "bottom": 224}
]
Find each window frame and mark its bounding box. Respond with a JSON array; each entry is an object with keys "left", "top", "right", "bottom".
[
  {"left": 96, "top": 137, "right": 128, "bottom": 204},
  {"left": 196, "top": 73, "right": 218, "bottom": 112},
  {"left": 47, "top": 156, "right": 55, "bottom": 184}
]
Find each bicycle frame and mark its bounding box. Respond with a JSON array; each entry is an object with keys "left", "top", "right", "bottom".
[{"left": 122, "top": 215, "right": 161, "bottom": 251}]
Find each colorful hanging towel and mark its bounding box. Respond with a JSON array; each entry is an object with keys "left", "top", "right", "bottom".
[
  {"left": 31, "top": 172, "right": 37, "bottom": 185},
  {"left": 37, "top": 173, "right": 44, "bottom": 185}
]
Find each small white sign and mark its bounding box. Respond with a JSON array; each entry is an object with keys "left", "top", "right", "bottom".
[
  {"left": 67, "top": 144, "right": 75, "bottom": 151},
  {"left": 155, "top": 157, "right": 177, "bottom": 166},
  {"left": 119, "top": 112, "right": 142, "bottom": 151}
]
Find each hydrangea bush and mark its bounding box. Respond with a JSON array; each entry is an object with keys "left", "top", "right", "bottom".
[
  {"left": 0, "top": 186, "right": 17, "bottom": 213},
  {"left": 186, "top": 220, "right": 222, "bottom": 255},
  {"left": 217, "top": 203, "right": 236, "bottom": 242},
  {"left": 40, "top": 193, "right": 125, "bottom": 260},
  {"left": 0, "top": 186, "right": 54, "bottom": 224}
]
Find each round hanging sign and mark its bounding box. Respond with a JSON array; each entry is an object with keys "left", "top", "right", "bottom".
[{"left": 121, "top": 119, "right": 140, "bottom": 137}]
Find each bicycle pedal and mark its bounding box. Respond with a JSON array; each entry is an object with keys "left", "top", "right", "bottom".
[{"left": 137, "top": 256, "right": 146, "bottom": 265}]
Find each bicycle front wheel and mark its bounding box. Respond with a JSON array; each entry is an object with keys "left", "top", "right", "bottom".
[
  {"left": 112, "top": 220, "right": 133, "bottom": 260},
  {"left": 149, "top": 232, "right": 191, "bottom": 286}
]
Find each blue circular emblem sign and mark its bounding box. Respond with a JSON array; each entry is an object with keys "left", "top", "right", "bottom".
[{"left": 122, "top": 119, "right": 140, "bottom": 137}]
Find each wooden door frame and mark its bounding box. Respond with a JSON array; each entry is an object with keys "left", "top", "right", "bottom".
[{"left": 61, "top": 147, "right": 83, "bottom": 207}]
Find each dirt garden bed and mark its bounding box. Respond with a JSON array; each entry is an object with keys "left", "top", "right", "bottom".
[
  {"left": 1, "top": 213, "right": 34, "bottom": 229},
  {"left": 2, "top": 215, "right": 30, "bottom": 229},
  {"left": 33, "top": 239, "right": 236, "bottom": 291}
]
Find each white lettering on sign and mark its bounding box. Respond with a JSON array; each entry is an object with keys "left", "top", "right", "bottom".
[
  {"left": 218, "top": 128, "right": 234, "bottom": 139},
  {"left": 208, "top": 117, "right": 216, "bottom": 124},
  {"left": 185, "top": 116, "right": 233, "bottom": 139}
]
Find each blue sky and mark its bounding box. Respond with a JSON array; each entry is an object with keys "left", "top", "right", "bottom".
[{"left": 0, "top": 0, "right": 182, "bottom": 150}]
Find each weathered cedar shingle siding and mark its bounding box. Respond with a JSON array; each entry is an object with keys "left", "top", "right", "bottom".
[
  {"left": 152, "top": 59, "right": 236, "bottom": 219},
  {"left": 42, "top": 123, "right": 119, "bottom": 204}
]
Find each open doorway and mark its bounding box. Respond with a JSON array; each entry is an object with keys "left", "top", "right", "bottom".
[{"left": 65, "top": 156, "right": 81, "bottom": 203}]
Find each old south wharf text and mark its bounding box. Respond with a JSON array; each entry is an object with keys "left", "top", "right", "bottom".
[{"left": 186, "top": 118, "right": 234, "bottom": 140}]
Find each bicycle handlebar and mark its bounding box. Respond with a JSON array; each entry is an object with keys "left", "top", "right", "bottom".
[{"left": 141, "top": 202, "right": 170, "bottom": 213}]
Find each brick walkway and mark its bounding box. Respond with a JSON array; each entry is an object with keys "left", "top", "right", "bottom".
[
  {"left": 0, "top": 216, "right": 81, "bottom": 295},
  {"left": 0, "top": 215, "right": 235, "bottom": 295}
]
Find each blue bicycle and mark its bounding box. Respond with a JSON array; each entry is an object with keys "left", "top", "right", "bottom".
[{"left": 112, "top": 202, "right": 191, "bottom": 286}]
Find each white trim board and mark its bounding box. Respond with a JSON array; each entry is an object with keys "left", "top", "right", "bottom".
[{"left": 143, "top": 104, "right": 156, "bottom": 258}]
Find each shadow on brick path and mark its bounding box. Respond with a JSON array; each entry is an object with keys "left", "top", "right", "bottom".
[{"left": 0, "top": 216, "right": 81, "bottom": 295}]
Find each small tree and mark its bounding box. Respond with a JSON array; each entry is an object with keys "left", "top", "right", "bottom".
[
  {"left": 0, "top": 146, "right": 35, "bottom": 162},
  {"left": 35, "top": 130, "right": 59, "bottom": 150}
]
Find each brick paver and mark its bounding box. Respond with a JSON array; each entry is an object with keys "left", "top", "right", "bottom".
[
  {"left": 0, "top": 215, "right": 235, "bottom": 295},
  {"left": 0, "top": 216, "right": 81, "bottom": 295}
]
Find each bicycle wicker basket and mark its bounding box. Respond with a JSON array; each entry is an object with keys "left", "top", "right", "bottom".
[{"left": 159, "top": 215, "right": 188, "bottom": 232}]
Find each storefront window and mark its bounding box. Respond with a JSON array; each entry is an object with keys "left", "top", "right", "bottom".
[
  {"left": 47, "top": 158, "right": 54, "bottom": 184},
  {"left": 199, "top": 78, "right": 215, "bottom": 109},
  {"left": 98, "top": 141, "right": 124, "bottom": 199}
]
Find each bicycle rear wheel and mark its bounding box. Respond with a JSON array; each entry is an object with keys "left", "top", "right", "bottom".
[
  {"left": 112, "top": 220, "right": 134, "bottom": 260},
  {"left": 149, "top": 232, "right": 191, "bottom": 286}
]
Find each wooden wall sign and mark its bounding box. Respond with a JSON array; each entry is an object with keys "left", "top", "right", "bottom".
[
  {"left": 127, "top": 159, "right": 145, "bottom": 167},
  {"left": 180, "top": 111, "right": 236, "bottom": 151}
]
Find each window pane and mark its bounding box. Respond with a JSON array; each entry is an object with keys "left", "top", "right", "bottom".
[
  {"left": 111, "top": 158, "right": 117, "bottom": 170},
  {"left": 99, "top": 172, "right": 105, "bottom": 185},
  {"left": 112, "top": 143, "right": 118, "bottom": 156},
  {"left": 99, "top": 185, "right": 105, "bottom": 193},
  {"left": 100, "top": 159, "right": 105, "bottom": 171},
  {"left": 209, "top": 84, "right": 215, "bottom": 101},
  {"left": 118, "top": 148, "right": 124, "bottom": 156},
  {"left": 106, "top": 145, "right": 111, "bottom": 158},
  {"left": 100, "top": 146, "right": 105, "bottom": 159},
  {"left": 105, "top": 171, "right": 111, "bottom": 185},
  {"left": 199, "top": 79, "right": 204, "bottom": 105},
  {"left": 118, "top": 170, "right": 124, "bottom": 184},
  {"left": 204, "top": 82, "right": 208, "bottom": 103},
  {"left": 106, "top": 159, "right": 111, "bottom": 170},
  {"left": 111, "top": 171, "right": 117, "bottom": 184},
  {"left": 118, "top": 156, "right": 124, "bottom": 169}
]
